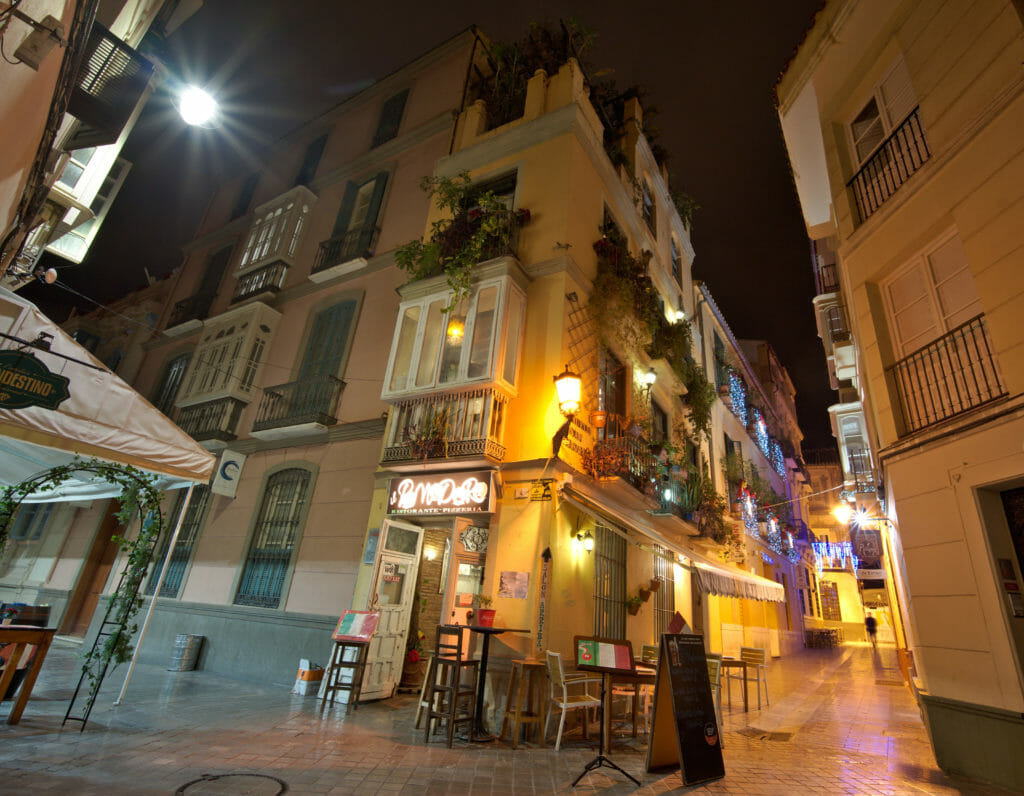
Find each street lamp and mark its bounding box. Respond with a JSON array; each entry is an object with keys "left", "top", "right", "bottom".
[
  {"left": 554, "top": 364, "right": 582, "bottom": 417},
  {"left": 832, "top": 503, "right": 853, "bottom": 525},
  {"left": 177, "top": 85, "right": 219, "bottom": 127}
]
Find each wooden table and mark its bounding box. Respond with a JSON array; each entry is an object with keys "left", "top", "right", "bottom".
[
  {"left": 466, "top": 625, "right": 528, "bottom": 741},
  {"left": 0, "top": 625, "right": 56, "bottom": 725},
  {"left": 608, "top": 665, "right": 656, "bottom": 742},
  {"left": 720, "top": 657, "right": 749, "bottom": 712}
]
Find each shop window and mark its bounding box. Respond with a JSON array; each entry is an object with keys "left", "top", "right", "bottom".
[
  {"left": 594, "top": 523, "right": 626, "bottom": 639},
  {"left": 234, "top": 468, "right": 312, "bottom": 608},
  {"left": 383, "top": 276, "right": 525, "bottom": 397},
  {"left": 151, "top": 352, "right": 190, "bottom": 415},
  {"left": 8, "top": 503, "right": 54, "bottom": 542},
  {"left": 372, "top": 89, "right": 409, "bottom": 148},
  {"left": 144, "top": 486, "right": 210, "bottom": 598}
]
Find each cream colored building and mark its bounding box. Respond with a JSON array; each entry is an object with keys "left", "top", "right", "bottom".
[{"left": 777, "top": 0, "right": 1024, "bottom": 788}]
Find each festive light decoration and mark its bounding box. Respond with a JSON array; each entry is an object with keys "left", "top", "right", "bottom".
[
  {"left": 729, "top": 371, "right": 747, "bottom": 424},
  {"left": 740, "top": 486, "right": 759, "bottom": 538},
  {"left": 787, "top": 547, "right": 802, "bottom": 565},
  {"left": 812, "top": 541, "right": 860, "bottom": 572},
  {"left": 771, "top": 439, "right": 785, "bottom": 478},
  {"left": 752, "top": 409, "right": 769, "bottom": 457}
]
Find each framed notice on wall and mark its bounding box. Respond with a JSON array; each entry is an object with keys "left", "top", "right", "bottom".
[{"left": 332, "top": 610, "right": 380, "bottom": 643}]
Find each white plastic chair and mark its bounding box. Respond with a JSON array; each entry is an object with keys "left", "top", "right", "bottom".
[{"left": 544, "top": 650, "right": 602, "bottom": 751}]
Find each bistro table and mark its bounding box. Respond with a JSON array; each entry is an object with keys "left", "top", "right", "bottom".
[
  {"left": 720, "top": 657, "right": 749, "bottom": 712},
  {"left": 607, "top": 665, "right": 656, "bottom": 743},
  {"left": 0, "top": 625, "right": 56, "bottom": 725},
  {"left": 466, "top": 625, "right": 528, "bottom": 742}
]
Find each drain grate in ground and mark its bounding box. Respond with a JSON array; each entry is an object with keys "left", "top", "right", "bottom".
[
  {"left": 875, "top": 679, "right": 905, "bottom": 686},
  {"left": 176, "top": 773, "right": 288, "bottom": 795},
  {"left": 738, "top": 728, "right": 791, "bottom": 742}
]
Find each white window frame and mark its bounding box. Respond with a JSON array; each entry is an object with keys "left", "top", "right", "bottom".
[
  {"left": 236, "top": 186, "right": 316, "bottom": 276},
  {"left": 846, "top": 57, "right": 917, "bottom": 169},
  {"left": 9, "top": 503, "right": 54, "bottom": 542},
  {"left": 381, "top": 275, "right": 525, "bottom": 399},
  {"left": 176, "top": 302, "right": 280, "bottom": 408}
]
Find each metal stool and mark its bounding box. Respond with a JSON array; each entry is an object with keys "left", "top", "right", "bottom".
[{"left": 499, "top": 658, "right": 546, "bottom": 748}]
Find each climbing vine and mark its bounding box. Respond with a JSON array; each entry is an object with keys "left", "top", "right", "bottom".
[{"left": 0, "top": 458, "right": 164, "bottom": 705}]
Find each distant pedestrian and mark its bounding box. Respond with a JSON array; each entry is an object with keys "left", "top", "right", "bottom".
[{"left": 865, "top": 613, "right": 878, "bottom": 648}]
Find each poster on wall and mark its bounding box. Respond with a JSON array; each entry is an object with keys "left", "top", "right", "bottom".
[{"left": 498, "top": 570, "right": 530, "bottom": 599}]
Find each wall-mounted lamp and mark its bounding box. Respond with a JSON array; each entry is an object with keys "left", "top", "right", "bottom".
[
  {"left": 644, "top": 367, "right": 657, "bottom": 387},
  {"left": 424, "top": 547, "right": 437, "bottom": 561},
  {"left": 674, "top": 309, "right": 686, "bottom": 323},
  {"left": 554, "top": 364, "right": 582, "bottom": 417},
  {"left": 576, "top": 530, "right": 595, "bottom": 552},
  {"left": 445, "top": 314, "right": 466, "bottom": 346},
  {"left": 831, "top": 503, "right": 853, "bottom": 525}
]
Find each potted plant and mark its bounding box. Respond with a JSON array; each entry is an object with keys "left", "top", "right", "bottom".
[
  {"left": 474, "top": 594, "right": 496, "bottom": 627},
  {"left": 648, "top": 577, "right": 662, "bottom": 593},
  {"left": 639, "top": 586, "right": 651, "bottom": 602},
  {"left": 625, "top": 594, "right": 644, "bottom": 616}
]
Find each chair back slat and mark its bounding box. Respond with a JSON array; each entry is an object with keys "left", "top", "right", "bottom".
[
  {"left": 739, "top": 646, "right": 767, "bottom": 665},
  {"left": 546, "top": 650, "right": 567, "bottom": 695},
  {"left": 436, "top": 624, "right": 468, "bottom": 660}
]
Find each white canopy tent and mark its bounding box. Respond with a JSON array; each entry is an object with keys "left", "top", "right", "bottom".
[
  {"left": 0, "top": 287, "right": 214, "bottom": 496},
  {"left": 0, "top": 287, "right": 215, "bottom": 707}
]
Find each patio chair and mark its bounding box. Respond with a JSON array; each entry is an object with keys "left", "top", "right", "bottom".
[
  {"left": 725, "top": 646, "right": 769, "bottom": 709},
  {"left": 424, "top": 626, "right": 478, "bottom": 747},
  {"left": 544, "top": 650, "right": 602, "bottom": 751}
]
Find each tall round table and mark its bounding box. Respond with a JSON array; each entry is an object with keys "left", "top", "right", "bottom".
[{"left": 466, "top": 625, "right": 528, "bottom": 742}]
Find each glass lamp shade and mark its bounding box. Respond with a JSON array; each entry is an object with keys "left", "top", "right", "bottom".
[
  {"left": 554, "top": 365, "right": 581, "bottom": 417},
  {"left": 577, "top": 530, "right": 595, "bottom": 552},
  {"left": 445, "top": 315, "right": 465, "bottom": 345},
  {"left": 832, "top": 504, "right": 853, "bottom": 525},
  {"left": 644, "top": 367, "right": 657, "bottom": 386}
]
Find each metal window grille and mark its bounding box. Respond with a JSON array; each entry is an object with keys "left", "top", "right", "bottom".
[
  {"left": 594, "top": 524, "right": 626, "bottom": 639},
  {"left": 653, "top": 545, "right": 675, "bottom": 638},
  {"left": 234, "top": 469, "right": 311, "bottom": 608},
  {"left": 145, "top": 486, "right": 210, "bottom": 598}
]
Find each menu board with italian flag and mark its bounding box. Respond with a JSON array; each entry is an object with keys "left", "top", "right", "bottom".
[
  {"left": 573, "top": 636, "right": 635, "bottom": 674},
  {"left": 331, "top": 610, "right": 380, "bottom": 643}
]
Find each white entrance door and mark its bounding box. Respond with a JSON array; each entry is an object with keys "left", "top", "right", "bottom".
[{"left": 361, "top": 518, "right": 422, "bottom": 700}]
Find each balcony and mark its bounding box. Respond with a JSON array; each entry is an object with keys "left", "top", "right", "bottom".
[
  {"left": 232, "top": 262, "right": 287, "bottom": 304},
  {"left": 177, "top": 397, "right": 246, "bottom": 448},
  {"left": 814, "top": 261, "right": 840, "bottom": 295},
  {"left": 382, "top": 388, "right": 509, "bottom": 469},
  {"left": 846, "top": 446, "right": 875, "bottom": 494},
  {"left": 251, "top": 375, "right": 345, "bottom": 440},
  {"left": 309, "top": 225, "right": 380, "bottom": 282},
  {"left": 888, "top": 314, "right": 1007, "bottom": 435},
  {"left": 583, "top": 414, "right": 660, "bottom": 495},
  {"left": 165, "top": 293, "right": 214, "bottom": 335},
  {"left": 847, "top": 107, "right": 930, "bottom": 223}
]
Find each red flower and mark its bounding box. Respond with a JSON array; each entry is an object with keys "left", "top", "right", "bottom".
[
  {"left": 406, "top": 648, "right": 421, "bottom": 663},
  {"left": 515, "top": 208, "right": 531, "bottom": 223}
]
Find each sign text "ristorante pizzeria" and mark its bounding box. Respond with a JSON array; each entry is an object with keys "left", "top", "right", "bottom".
[{"left": 386, "top": 471, "right": 493, "bottom": 515}]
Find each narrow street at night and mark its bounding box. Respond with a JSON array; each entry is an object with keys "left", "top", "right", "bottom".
[{"left": 0, "top": 641, "right": 1010, "bottom": 795}]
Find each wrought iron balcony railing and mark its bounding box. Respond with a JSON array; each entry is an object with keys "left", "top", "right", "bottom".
[
  {"left": 382, "top": 388, "right": 509, "bottom": 464},
  {"left": 814, "top": 261, "right": 840, "bottom": 295},
  {"left": 824, "top": 304, "right": 851, "bottom": 345},
  {"left": 312, "top": 225, "right": 380, "bottom": 275},
  {"left": 888, "top": 314, "right": 1006, "bottom": 435},
  {"left": 252, "top": 375, "right": 344, "bottom": 433},
  {"left": 846, "top": 446, "right": 875, "bottom": 493},
  {"left": 585, "top": 414, "right": 660, "bottom": 494},
  {"left": 177, "top": 397, "right": 246, "bottom": 443},
  {"left": 232, "top": 262, "right": 287, "bottom": 303},
  {"left": 167, "top": 293, "right": 215, "bottom": 328},
  {"left": 848, "top": 107, "right": 930, "bottom": 223}
]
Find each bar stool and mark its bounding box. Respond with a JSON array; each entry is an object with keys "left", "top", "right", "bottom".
[
  {"left": 499, "top": 658, "right": 546, "bottom": 748},
  {"left": 424, "top": 625, "right": 479, "bottom": 747}
]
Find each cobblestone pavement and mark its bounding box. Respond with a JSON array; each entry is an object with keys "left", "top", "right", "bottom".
[{"left": 0, "top": 639, "right": 1013, "bottom": 795}]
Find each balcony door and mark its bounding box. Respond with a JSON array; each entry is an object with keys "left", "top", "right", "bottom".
[
  {"left": 293, "top": 300, "right": 356, "bottom": 416},
  {"left": 362, "top": 519, "right": 423, "bottom": 701}
]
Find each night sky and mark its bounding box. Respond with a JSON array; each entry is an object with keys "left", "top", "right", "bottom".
[{"left": 26, "top": 1, "right": 832, "bottom": 446}]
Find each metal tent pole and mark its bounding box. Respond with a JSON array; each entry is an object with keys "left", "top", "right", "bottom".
[{"left": 113, "top": 483, "right": 195, "bottom": 706}]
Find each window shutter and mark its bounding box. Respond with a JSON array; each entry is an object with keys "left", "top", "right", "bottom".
[
  {"left": 357, "top": 173, "right": 388, "bottom": 253},
  {"left": 886, "top": 261, "right": 940, "bottom": 355},
  {"left": 331, "top": 182, "right": 359, "bottom": 238},
  {"left": 298, "top": 301, "right": 357, "bottom": 381},
  {"left": 372, "top": 89, "right": 409, "bottom": 148},
  {"left": 879, "top": 59, "right": 916, "bottom": 128},
  {"left": 294, "top": 135, "right": 327, "bottom": 187}
]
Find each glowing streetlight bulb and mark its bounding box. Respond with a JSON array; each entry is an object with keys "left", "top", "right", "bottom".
[
  {"left": 178, "top": 86, "right": 218, "bottom": 126},
  {"left": 832, "top": 504, "right": 853, "bottom": 524}
]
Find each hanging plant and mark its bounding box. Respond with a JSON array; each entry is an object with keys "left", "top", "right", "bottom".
[{"left": 395, "top": 173, "right": 530, "bottom": 313}]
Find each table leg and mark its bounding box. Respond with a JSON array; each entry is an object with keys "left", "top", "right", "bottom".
[
  {"left": 601, "top": 673, "right": 611, "bottom": 755},
  {"left": 471, "top": 633, "right": 493, "bottom": 741},
  {"left": 0, "top": 642, "right": 24, "bottom": 723},
  {"left": 9, "top": 636, "right": 49, "bottom": 725},
  {"left": 742, "top": 662, "right": 748, "bottom": 712}
]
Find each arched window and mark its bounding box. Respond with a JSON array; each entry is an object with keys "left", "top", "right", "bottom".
[{"left": 234, "top": 468, "right": 312, "bottom": 608}]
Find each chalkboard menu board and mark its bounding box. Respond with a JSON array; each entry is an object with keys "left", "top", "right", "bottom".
[{"left": 646, "top": 634, "right": 724, "bottom": 785}]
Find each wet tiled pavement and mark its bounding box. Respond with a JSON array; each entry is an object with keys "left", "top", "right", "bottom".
[{"left": 0, "top": 640, "right": 1012, "bottom": 794}]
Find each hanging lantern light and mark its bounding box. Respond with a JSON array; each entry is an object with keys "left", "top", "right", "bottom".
[
  {"left": 553, "top": 364, "right": 582, "bottom": 417},
  {"left": 446, "top": 314, "right": 466, "bottom": 345}
]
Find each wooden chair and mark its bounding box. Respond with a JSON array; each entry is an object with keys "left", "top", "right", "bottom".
[
  {"left": 424, "top": 626, "right": 478, "bottom": 747},
  {"left": 706, "top": 657, "right": 724, "bottom": 747},
  {"left": 499, "top": 658, "right": 546, "bottom": 748},
  {"left": 725, "top": 646, "right": 769, "bottom": 709},
  {"left": 544, "top": 650, "right": 602, "bottom": 751}
]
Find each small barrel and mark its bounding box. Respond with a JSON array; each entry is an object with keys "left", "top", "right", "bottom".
[{"left": 168, "top": 634, "right": 204, "bottom": 671}]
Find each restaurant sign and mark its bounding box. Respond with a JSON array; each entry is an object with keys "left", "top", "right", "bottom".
[
  {"left": 0, "top": 350, "right": 70, "bottom": 411},
  {"left": 387, "top": 470, "right": 493, "bottom": 515}
]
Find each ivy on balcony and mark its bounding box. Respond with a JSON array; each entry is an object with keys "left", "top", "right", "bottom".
[
  {"left": 396, "top": 173, "right": 530, "bottom": 313},
  {"left": 589, "top": 226, "right": 715, "bottom": 438}
]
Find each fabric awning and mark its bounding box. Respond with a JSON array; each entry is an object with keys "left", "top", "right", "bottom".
[
  {"left": 559, "top": 477, "right": 785, "bottom": 603},
  {"left": 0, "top": 288, "right": 215, "bottom": 500}
]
